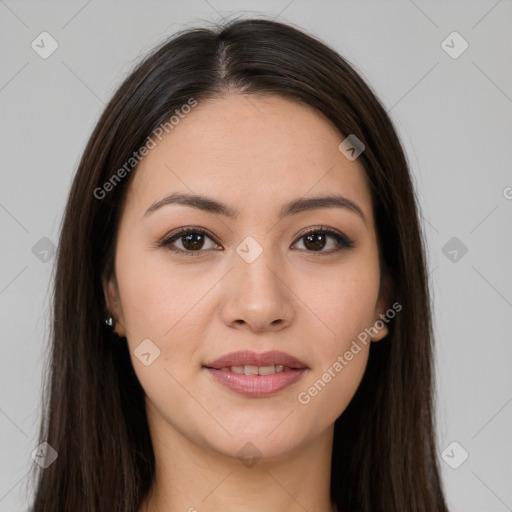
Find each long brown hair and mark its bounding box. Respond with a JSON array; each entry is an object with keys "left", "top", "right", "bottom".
[{"left": 29, "top": 17, "right": 449, "bottom": 511}]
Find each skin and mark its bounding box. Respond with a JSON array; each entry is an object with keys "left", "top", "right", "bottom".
[{"left": 103, "top": 93, "right": 390, "bottom": 512}]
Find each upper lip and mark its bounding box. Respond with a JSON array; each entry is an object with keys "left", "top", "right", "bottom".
[{"left": 203, "top": 350, "right": 308, "bottom": 369}]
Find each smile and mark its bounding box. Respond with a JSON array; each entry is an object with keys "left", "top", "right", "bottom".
[{"left": 203, "top": 350, "right": 309, "bottom": 397}]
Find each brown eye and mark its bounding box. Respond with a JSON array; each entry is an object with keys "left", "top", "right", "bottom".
[
  {"left": 302, "top": 232, "right": 328, "bottom": 251},
  {"left": 160, "top": 226, "right": 354, "bottom": 258},
  {"left": 180, "top": 232, "right": 206, "bottom": 251},
  {"left": 162, "top": 228, "right": 219, "bottom": 255},
  {"left": 293, "top": 227, "right": 354, "bottom": 253}
]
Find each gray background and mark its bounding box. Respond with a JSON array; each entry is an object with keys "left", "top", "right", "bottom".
[{"left": 1, "top": 1, "right": 511, "bottom": 510}]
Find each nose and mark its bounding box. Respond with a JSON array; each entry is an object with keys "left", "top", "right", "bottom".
[{"left": 218, "top": 250, "right": 295, "bottom": 333}]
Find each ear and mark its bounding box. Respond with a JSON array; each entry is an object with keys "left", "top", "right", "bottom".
[
  {"left": 102, "top": 272, "right": 126, "bottom": 337},
  {"left": 371, "top": 273, "right": 393, "bottom": 343}
]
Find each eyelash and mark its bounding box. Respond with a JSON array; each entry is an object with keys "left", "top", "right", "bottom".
[{"left": 159, "top": 226, "right": 355, "bottom": 257}]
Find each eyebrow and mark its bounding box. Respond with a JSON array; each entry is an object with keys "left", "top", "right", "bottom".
[{"left": 144, "top": 192, "right": 367, "bottom": 225}]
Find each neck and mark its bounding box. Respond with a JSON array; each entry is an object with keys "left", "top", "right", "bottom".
[{"left": 139, "top": 402, "right": 337, "bottom": 512}]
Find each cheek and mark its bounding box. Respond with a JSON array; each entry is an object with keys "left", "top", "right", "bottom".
[
  {"left": 291, "top": 259, "right": 379, "bottom": 417},
  {"left": 295, "top": 345, "right": 369, "bottom": 433},
  {"left": 115, "top": 242, "right": 218, "bottom": 404},
  {"left": 295, "top": 258, "right": 381, "bottom": 347},
  {"left": 115, "top": 240, "right": 211, "bottom": 341}
]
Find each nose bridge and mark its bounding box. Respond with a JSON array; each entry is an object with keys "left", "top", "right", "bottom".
[
  {"left": 219, "top": 234, "right": 294, "bottom": 331},
  {"left": 235, "top": 235, "right": 286, "bottom": 303},
  {"left": 237, "top": 244, "right": 280, "bottom": 293}
]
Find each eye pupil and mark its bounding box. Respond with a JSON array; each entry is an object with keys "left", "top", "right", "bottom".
[
  {"left": 182, "top": 233, "right": 205, "bottom": 250},
  {"left": 304, "top": 232, "right": 326, "bottom": 251}
]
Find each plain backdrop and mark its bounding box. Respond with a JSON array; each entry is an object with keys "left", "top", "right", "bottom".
[{"left": 1, "top": 1, "right": 511, "bottom": 511}]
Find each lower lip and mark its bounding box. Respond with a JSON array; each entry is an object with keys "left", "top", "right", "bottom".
[{"left": 204, "top": 367, "right": 308, "bottom": 397}]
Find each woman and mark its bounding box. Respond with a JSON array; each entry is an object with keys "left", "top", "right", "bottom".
[{"left": 29, "top": 17, "right": 449, "bottom": 512}]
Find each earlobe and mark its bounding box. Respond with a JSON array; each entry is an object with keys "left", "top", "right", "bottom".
[
  {"left": 102, "top": 274, "right": 126, "bottom": 337},
  {"left": 370, "top": 301, "right": 390, "bottom": 342},
  {"left": 371, "top": 273, "right": 393, "bottom": 342},
  {"left": 370, "top": 319, "right": 389, "bottom": 342}
]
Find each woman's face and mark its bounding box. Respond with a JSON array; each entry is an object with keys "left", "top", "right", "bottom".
[{"left": 104, "top": 93, "right": 389, "bottom": 461}]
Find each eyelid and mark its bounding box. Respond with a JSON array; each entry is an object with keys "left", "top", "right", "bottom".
[{"left": 295, "top": 225, "right": 354, "bottom": 245}]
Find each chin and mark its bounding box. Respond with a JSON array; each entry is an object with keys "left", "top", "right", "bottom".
[{"left": 200, "top": 420, "right": 311, "bottom": 463}]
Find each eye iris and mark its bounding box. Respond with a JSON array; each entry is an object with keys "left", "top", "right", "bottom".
[
  {"left": 304, "top": 232, "right": 326, "bottom": 251},
  {"left": 182, "top": 232, "right": 205, "bottom": 250}
]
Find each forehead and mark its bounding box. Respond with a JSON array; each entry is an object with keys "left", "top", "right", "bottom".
[{"left": 124, "top": 93, "right": 373, "bottom": 226}]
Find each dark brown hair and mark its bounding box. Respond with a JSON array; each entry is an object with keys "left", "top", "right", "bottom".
[{"left": 28, "top": 16, "right": 449, "bottom": 511}]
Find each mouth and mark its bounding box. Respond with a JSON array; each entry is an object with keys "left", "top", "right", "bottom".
[{"left": 202, "top": 350, "right": 309, "bottom": 398}]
